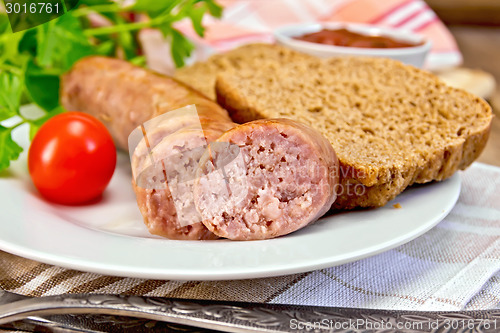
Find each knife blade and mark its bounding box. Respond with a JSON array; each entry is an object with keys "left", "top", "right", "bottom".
[
  {"left": 1, "top": 291, "right": 500, "bottom": 333},
  {"left": 1, "top": 315, "right": 219, "bottom": 332}
]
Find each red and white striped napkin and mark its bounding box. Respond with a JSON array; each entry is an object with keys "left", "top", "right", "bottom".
[{"left": 142, "top": 0, "right": 462, "bottom": 74}]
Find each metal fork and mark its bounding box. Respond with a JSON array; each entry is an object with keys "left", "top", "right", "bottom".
[{"left": 1, "top": 289, "right": 500, "bottom": 332}]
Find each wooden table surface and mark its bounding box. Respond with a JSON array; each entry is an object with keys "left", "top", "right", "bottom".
[
  {"left": 426, "top": 0, "right": 500, "bottom": 26},
  {"left": 449, "top": 26, "right": 500, "bottom": 167}
]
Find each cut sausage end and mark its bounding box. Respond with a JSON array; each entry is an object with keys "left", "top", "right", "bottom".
[
  {"left": 194, "top": 119, "right": 339, "bottom": 240},
  {"left": 132, "top": 182, "right": 219, "bottom": 240},
  {"left": 131, "top": 119, "right": 235, "bottom": 240}
]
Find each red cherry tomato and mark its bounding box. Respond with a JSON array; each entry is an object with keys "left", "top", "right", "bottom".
[{"left": 28, "top": 112, "right": 117, "bottom": 205}]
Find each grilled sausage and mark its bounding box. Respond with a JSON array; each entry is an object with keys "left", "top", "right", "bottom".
[
  {"left": 61, "top": 56, "right": 234, "bottom": 240},
  {"left": 61, "top": 57, "right": 340, "bottom": 241},
  {"left": 61, "top": 56, "right": 231, "bottom": 150}
]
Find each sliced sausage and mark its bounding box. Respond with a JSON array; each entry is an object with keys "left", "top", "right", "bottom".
[
  {"left": 194, "top": 119, "right": 340, "bottom": 240},
  {"left": 132, "top": 119, "right": 235, "bottom": 240}
]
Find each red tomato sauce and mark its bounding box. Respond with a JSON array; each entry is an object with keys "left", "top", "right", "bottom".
[{"left": 294, "top": 28, "right": 423, "bottom": 48}]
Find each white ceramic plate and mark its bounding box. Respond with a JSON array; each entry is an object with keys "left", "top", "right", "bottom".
[{"left": 0, "top": 123, "right": 461, "bottom": 280}]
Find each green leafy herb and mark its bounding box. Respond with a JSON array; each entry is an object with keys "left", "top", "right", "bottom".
[
  {"left": 0, "top": 0, "right": 223, "bottom": 171},
  {"left": 131, "top": 0, "right": 172, "bottom": 19},
  {"left": 83, "top": 0, "right": 224, "bottom": 66},
  {"left": 170, "top": 27, "right": 195, "bottom": 68},
  {"left": 36, "top": 14, "right": 94, "bottom": 71},
  {"left": 24, "top": 59, "right": 61, "bottom": 112},
  {"left": 0, "top": 71, "right": 22, "bottom": 121},
  {"left": 0, "top": 125, "right": 23, "bottom": 171}
]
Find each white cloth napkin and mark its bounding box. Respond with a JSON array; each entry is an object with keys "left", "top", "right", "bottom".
[{"left": 269, "top": 163, "right": 500, "bottom": 310}]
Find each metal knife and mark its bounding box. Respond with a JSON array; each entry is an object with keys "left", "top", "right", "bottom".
[{"left": 1, "top": 289, "right": 500, "bottom": 332}]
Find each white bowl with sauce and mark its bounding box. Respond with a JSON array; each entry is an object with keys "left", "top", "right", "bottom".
[{"left": 274, "top": 22, "right": 432, "bottom": 68}]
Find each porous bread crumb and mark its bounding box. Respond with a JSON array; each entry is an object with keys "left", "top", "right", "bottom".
[{"left": 393, "top": 203, "right": 402, "bottom": 209}]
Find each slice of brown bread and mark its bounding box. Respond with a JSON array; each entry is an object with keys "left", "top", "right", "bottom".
[
  {"left": 215, "top": 56, "right": 493, "bottom": 209},
  {"left": 174, "top": 43, "right": 313, "bottom": 100}
]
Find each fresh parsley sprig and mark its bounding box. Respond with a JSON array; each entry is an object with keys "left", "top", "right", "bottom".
[{"left": 0, "top": 0, "right": 223, "bottom": 171}]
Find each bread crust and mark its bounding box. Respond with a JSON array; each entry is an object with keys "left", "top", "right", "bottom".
[{"left": 174, "top": 43, "right": 314, "bottom": 100}]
